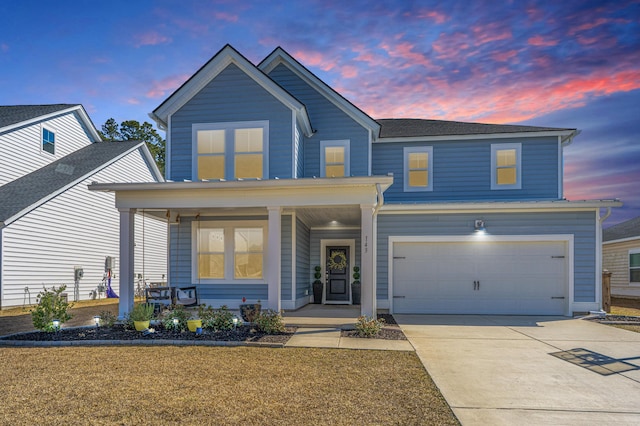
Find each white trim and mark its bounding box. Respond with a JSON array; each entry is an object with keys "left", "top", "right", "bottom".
[
  {"left": 191, "top": 121, "right": 269, "bottom": 181},
  {"left": 403, "top": 146, "right": 433, "bottom": 192},
  {"left": 368, "top": 129, "right": 373, "bottom": 176},
  {"left": 0, "top": 105, "right": 101, "bottom": 142},
  {"left": 603, "top": 236, "right": 640, "bottom": 245},
  {"left": 629, "top": 248, "right": 640, "bottom": 284},
  {"left": 558, "top": 136, "right": 563, "bottom": 199},
  {"left": 595, "top": 210, "right": 603, "bottom": 308},
  {"left": 291, "top": 212, "right": 297, "bottom": 302},
  {"left": 491, "top": 143, "right": 521, "bottom": 190},
  {"left": 166, "top": 113, "right": 172, "bottom": 179},
  {"left": 320, "top": 140, "right": 350, "bottom": 178},
  {"left": 379, "top": 199, "right": 621, "bottom": 214},
  {"left": 377, "top": 130, "right": 576, "bottom": 143},
  {"left": 320, "top": 239, "right": 356, "bottom": 304},
  {"left": 291, "top": 111, "right": 296, "bottom": 179},
  {"left": 387, "top": 234, "right": 574, "bottom": 316},
  {"left": 191, "top": 219, "right": 268, "bottom": 284},
  {"left": 40, "top": 124, "right": 56, "bottom": 156},
  {"left": 310, "top": 226, "right": 361, "bottom": 231}
]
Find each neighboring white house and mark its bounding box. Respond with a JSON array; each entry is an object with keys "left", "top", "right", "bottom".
[
  {"left": 0, "top": 104, "right": 167, "bottom": 308},
  {"left": 603, "top": 216, "right": 640, "bottom": 298}
]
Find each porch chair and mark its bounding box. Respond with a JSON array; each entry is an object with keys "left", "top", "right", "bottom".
[
  {"left": 174, "top": 286, "right": 198, "bottom": 307},
  {"left": 145, "top": 286, "right": 173, "bottom": 313}
]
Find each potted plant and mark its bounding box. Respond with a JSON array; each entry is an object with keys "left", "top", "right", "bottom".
[
  {"left": 130, "top": 303, "right": 154, "bottom": 331},
  {"left": 351, "top": 266, "right": 361, "bottom": 305},
  {"left": 312, "top": 266, "right": 323, "bottom": 304},
  {"left": 187, "top": 316, "right": 203, "bottom": 333},
  {"left": 239, "top": 297, "right": 261, "bottom": 322}
]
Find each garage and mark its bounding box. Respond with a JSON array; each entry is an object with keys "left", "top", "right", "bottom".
[{"left": 391, "top": 239, "right": 569, "bottom": 315}]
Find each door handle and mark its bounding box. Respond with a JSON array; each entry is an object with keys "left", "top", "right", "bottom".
[
  {"left": 473, "top": 281, "right": 481, "bottom": 290},
  {"left": 393, "top": 295, "right": 406, "bottom": 298}
]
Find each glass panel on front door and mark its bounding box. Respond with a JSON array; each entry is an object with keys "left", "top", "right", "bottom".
[{"left": 326, "top": 246, "right": 350, "bottom": 302}]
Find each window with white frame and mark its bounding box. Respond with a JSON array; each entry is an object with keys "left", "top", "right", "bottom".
[
  {"left": 320, "top": 140, "right": 350, "bottom": 177},
  {"left": 193, "top": 121, "right": 268, "bottom": 181},
  {"left": 42, "top": 127, "right": 55, "bottom": 154},
  {"left": 491, "top": 143, "right": 521, "bottom": 189},
  {"left": 404, "top": 146, "right": 433, "bottom": 191},
  {"left": 630, "top": 250, "right": 640, "bottom": 283},
  {"left": 193, "top": 221, "right": 266, "bottom": 282}
]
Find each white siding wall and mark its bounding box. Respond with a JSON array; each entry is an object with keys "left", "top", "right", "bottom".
[
  {"left": 0, "top": 111, "right": 94, "bottom": 186},
  {"left": 604, "top": 239, "right": 640, "bottom": 297},
  {"left": 1, "top": 147, "right": 167, "bottom": 307}
]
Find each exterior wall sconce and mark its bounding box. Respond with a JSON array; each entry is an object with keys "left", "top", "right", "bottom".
[{"left": 474, "top": 220, "right": 486, "bottom": 234}]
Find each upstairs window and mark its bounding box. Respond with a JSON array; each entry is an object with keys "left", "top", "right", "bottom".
[
  {"left": 321, "top": 140, "right": 350, "bottom": 178},
  {"left": 404, "top": 146, "right": 433, "bottom": 192},
  {"left": 42, "top": 127, "right": 55, "bottom": 154},
  {"left": 630, "top": 250, "right": 640, "bottom": 283},
  {"left": 193, "top": 121, "right": 268, "bottom": 181},
  {"left": 491, "top": 143, "right": 521, "bottom": 190}
]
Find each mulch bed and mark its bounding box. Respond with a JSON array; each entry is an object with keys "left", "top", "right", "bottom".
[
  {"left": 339, "top": 313, "right": 407, "bottom": 340},
  {"left": 0, "top": 324, "right": 297, "bottom": 344}
]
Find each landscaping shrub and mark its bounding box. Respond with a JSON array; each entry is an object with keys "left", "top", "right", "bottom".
[
  {"left": 354, "top": 315, "right": 385, "bottom": 338},
  {"left": 254, "top": 309, "right": 286, "bottom": 334},
  {"left": 162, "top": 305, "right": 189, "bottom": 332},
  {"left": 98, "top": 310, "right": 117, "bottom": 328},
  {"left": 199, "top": 304, "right": 238, "bottom": 331},
  {"left": 30, "top": 285, "right": 74, "bottom": 331}
]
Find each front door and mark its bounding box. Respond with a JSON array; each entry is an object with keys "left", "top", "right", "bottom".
[{"left": 325, "top": 246, "right": 350, "bottom": 302}]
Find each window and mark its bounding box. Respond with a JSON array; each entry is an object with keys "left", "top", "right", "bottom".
[
  {"left": 320, "top": 140, "right": 350, "bottom": 177},
  {"left": 404, "top": 146, "right": 433, "bottom": 191},
  {"left": 193, "top": 121, "right": 268, "bottom": 181},
  {"left": 630, "top": 250, "right": 640, "bottom": 283},
  {"left": 491, "top": 143, "right": 521, "bottom": 189},
  {"left": 193, "top": 221, "right": 266, "bottom": 282},
  {"left": 42, "top": 127, "right": 55, "bottom": 154}
]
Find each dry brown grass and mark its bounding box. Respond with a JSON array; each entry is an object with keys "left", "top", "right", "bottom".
[
  {"left": 610, "top": 305, "right": 640, "bottom": 317},
  {"left": 0, "top": 346, "right": 458, "bottom": 425}
]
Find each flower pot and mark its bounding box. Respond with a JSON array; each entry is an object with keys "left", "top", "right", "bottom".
[
  {"left": 312, "top": 281, "right": 323, "bottom": 304},
  {"left": 134, "top": 320, "right": 150, "bottom": 331},
  {"left": 351, "top": 282, "right": 361, "bottom": 305},
  {"left": 239, "top": 304, "right": 261, "bottom": 322},
  {"left": 187, "top": 319, "right": 202, "bottom": 332}
]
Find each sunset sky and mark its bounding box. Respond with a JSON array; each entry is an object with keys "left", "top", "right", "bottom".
[{"left": 1, "top": 0, "right": 638, "bottom": 225}]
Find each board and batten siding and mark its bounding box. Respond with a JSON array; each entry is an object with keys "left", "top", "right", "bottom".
[
  {"left": 169, "top": 63, "right": 294, "bottom": 181},
  {"left": 372, "top": 137, "right": 560, "bottom": 202},
  {"left": 1, "top": 147, "right": 166, "bottom": 307},
  {"left": 266, "top": 63, "right": 370, "bottom": 178},
  {"left": 376, "top": 211, "right": 596, "bottom": 303},
  {"left": 0, "top": 110, "right": 95, "bottom": 186},
  {"left": 281, "top": 215, "right": 292, "bottom": 300},
  {"left": 296, "top": 217, "right": 311, "bottom": 300},
  {"left": 603, "top": 239, "right": 640, "bottom": 296}
]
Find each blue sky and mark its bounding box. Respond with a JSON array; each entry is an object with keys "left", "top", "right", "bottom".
[{"left": 1, "top": 0, "right": 638, "bottom": 225}]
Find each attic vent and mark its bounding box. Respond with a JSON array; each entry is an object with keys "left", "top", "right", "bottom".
[{"left": 55, "top": 163, "right": 75, "bottom": 175}]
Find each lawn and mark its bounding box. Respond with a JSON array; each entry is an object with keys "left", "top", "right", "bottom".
[{"left": 0, "top": 346, "right": 459, "bottom": 425}]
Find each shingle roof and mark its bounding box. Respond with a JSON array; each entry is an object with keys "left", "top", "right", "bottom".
[
  {"left": 0, "top": 104, "right": 78, "bottom": 130},
  {"left": 377, "top": 118, "right": 574, "bottom": 138},
  {"left": 0, "top": 141, "right": 143, "bottom": 224},
  {"left": 603, "top": 216, "right": 640, "bottom": 242}
]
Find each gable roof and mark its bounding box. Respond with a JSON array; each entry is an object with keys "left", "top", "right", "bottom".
[
  {"left": 259, "top": 47, "right": 380, "bottom": 137},
  {"left": 603, "top": 216, "right": 640, "bottom": 242},
  {"left": 0, "top": 104, "right": 101, "bottom": 141},
  {"left": 150, "top": 44, "right": 313, "bottom": 137},
  {"left": 377, "top": 118, "right": 577, "bottom": 142},
  {"left": 0, "top": 141, "right": 161, "bottom": 226}
]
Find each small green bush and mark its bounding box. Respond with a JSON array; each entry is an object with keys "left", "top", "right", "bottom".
[
  {"left": 162, "top": 305, "right": 190, "bottom": 332},
  {"left": 98, "top": 310, "right": 117, "bottom": 328},
  {"left": 30, "top": 285, "right": 73, "bottom": 332},
  {"left": 254, "top": 309, "right": 286, "bottom": 334},
  {"left": 199, "top": 304, "right": 238, "bottom": 331},
  {"left": 129, "top": 303, "right": 155, "bottom": 322},
  {"left": 354, "top": 315, "right": 385, "bottom": 338}
]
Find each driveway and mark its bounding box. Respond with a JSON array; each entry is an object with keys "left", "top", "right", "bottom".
[{"left": 396, "top": 315, "right": 640, "bottom": 425}]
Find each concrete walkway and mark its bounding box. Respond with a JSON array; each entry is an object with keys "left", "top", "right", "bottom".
[
  {"left": 285, "top": 327, "right": 414, "bottom": 351},
  {"left": 396, "top": 315, "right": 640, "bottom": 425}
]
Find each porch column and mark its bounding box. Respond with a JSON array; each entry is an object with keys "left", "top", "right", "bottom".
[
  {"left": 267, "top": 206, "right": 282, "bottom": 311},
  {"left": 360, "top": 204, "right": 375, "bottom": 317},
  {"left": 118, "top": 208, "right": 136, "bottom": 319}
]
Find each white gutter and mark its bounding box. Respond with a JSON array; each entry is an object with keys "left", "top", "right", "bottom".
[
  {"left": 561, "top": 129, "right": 580, "bottom": 147},
  {"left": 600, "top": 207, "right": 612, "bottom": 223},
  {"left": 380, "top": 199, "right": 622, "bottom": 213}
]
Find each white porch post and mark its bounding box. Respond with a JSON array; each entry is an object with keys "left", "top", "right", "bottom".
[
  {"left": 360, "top": 204, "right": 375, "bottom": 317},
  {"left": 267, "top": 206, "right": 282, "bottom": 311},
  {"left": 118, "top": 208, "right": 136, "bottom": 319}
]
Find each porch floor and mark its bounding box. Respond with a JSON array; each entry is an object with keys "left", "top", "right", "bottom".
[{"left": 282, "top": 304, "right": 360, "bottom": 328}]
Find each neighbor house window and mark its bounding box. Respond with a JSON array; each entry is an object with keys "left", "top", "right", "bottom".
[
  {"left": 193, "top": 221, "right": 266, "bottom": 282},
  {"left": 491, "top": 143, "right": 521, "bottom": 189},
  {"left": 42, "top": 127, "right": 55, "bottom": 154},
  {"left": 320, "top": 140, "right": 350, "bottom": 177},
  {"left": 630, "top": 250, "right": 640, "bottom": 283},
  {"left": 193, "top": 121, "right": 268, "bottom": 181},
  {"left": 404, "top": 146, "right": 433, "bottom": 191}
]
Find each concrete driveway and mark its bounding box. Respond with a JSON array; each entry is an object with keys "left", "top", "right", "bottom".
[{"left": 396, "top": 315, "right": 640, "bottom": 425}]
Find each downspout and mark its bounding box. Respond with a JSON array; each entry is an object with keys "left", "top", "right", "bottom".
[
  {"left": 374, "top": 183, "right": 384, "bottom": 217},
  {"left": 600, "top": 207, "right": 612, "bottom": 223},
  {"left": 596, "top": 207, "right": 612, "bottom": 312}
]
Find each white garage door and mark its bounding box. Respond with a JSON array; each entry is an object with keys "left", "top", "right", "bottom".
[{"left": 392, "top": 240, "right": 568, "bottom": 315}]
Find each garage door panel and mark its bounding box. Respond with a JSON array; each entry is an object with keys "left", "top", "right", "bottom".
[{"left": 393, "top": 240, "right": 568, "bottom": 315}]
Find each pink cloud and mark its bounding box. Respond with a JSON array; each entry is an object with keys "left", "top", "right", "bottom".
[
  {"left": 214, "top": 12, "right": 238, "bottom": 22},
  {"left": 415, "top": 10, "right": 448, "bottom": 24},
  {"left": 127, "top": 98, "right": 140, "bottom": 105},
  {"left": 528, "top": 35, "right": 558, "bottom": 47},
  {"left": 492, "top": 49, "right": 518, "bottom": 62},
  {"left": 291, "top": 50, "right": 338, "bottom": 72},
  {"left": 380, "top": 40, "right": 440, "bottom": 70},
  {"left": 470, "top": 23, "right": 512, "bottom": 45},
  {"left": 133, "top": 31, "right": 172, "bottom": 48},
  {"left": 146, "top": 74, "right": 190, "bottom": 98},
  {"left": 340, "top": 65, "right": 358, "bottom": 79}
]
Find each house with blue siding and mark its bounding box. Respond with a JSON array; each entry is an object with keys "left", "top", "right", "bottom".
[{"left": 90, "top": 45, "right": 620, "bottom": 318}]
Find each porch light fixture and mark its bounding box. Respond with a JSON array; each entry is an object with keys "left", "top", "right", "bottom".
[
  {"left": 173, "top": 318, "right": 179, "bottom": 328},
  {"left": 233, "top": 317, "right": 238, "bottom": 330},
  {"left": 474, "top": 220, "right": 486, "bottom": 234},
  {"left": 93, "top": 315, "right": 101, "bottom": 327},
  {"left": 52, "top": 319, "right": 60, "bottom": 331}
]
